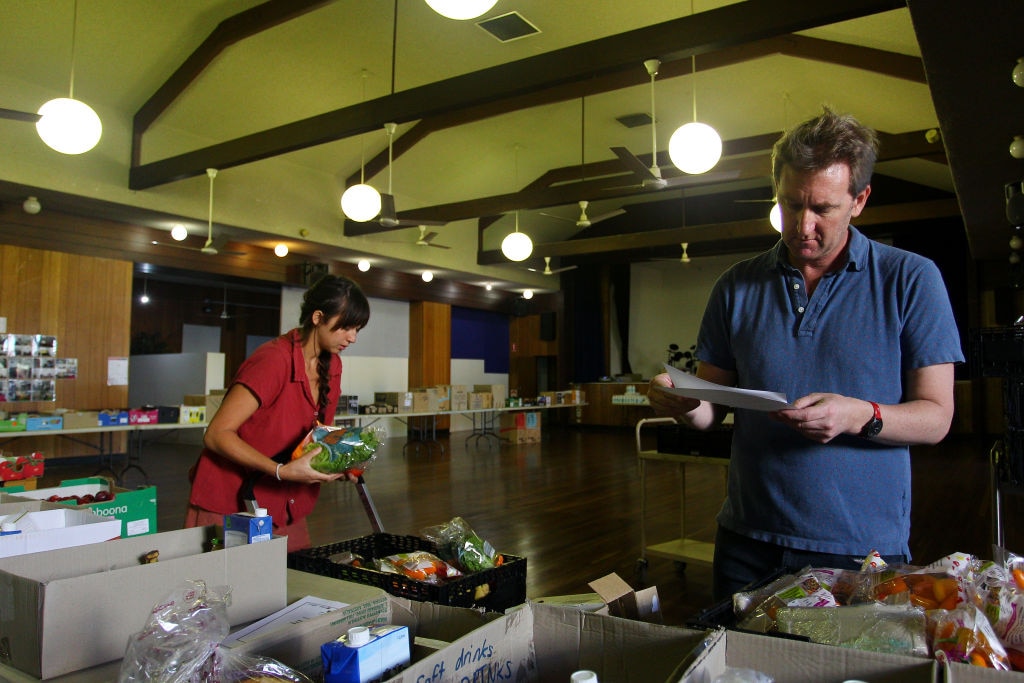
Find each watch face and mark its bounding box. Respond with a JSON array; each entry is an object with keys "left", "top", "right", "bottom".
[{"left": 862, "top": 418, "right": 883, "bottom": 438}]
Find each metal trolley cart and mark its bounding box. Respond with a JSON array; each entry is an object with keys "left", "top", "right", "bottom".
[{"left": 635, "top": 417, "right": 730, "bottom": 583}]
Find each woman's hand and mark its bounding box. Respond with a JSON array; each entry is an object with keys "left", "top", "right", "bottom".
[{"left": 277, "top": 448, "right": 350, "bottom": 483}]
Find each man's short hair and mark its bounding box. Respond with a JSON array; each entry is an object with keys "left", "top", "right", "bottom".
[{"left": 771, "top": 106, "right": 878, "bottom": 197}]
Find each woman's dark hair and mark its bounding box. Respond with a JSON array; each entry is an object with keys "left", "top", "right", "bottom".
[
  {"left": 771, "top": 106, "right": 878, "bottom": 197},
  {"left": 298, "top": 275, "right": 370, "bottom": 421}
]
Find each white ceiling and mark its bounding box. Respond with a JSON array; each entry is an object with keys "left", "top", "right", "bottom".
[{"left": 0, "top": 0, "right": 967, "bottom": 293}]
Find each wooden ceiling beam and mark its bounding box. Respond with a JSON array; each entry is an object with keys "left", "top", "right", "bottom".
[
  {"left": 130, "top": 0, "right": 335, "bottom": 166},
  {"left": 129, "top": 0, "right": 904, "bottom": 190},
  {"left": 477, "top": 198, "right": 962, "bottom": 264}
]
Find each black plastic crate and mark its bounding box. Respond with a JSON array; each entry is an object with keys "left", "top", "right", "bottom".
[
  {"left": 288, "top": 532, "right": 526, "bottom": 612},
  {"left": 655, "top": 424, "right": 732, "bottom": 458}
]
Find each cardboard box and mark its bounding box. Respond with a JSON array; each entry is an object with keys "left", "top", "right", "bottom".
[
  {"left": 128, "top": 406, "right": 159, "bottom": 425},
  {"left": 179, "top": 403, "right": 206, "bottom": 424},
  {"left": 474, "top": 384, "right": 507, "bottom": 407},
  {"left": 588, "top": 572, "right": 661, "bottom": 623},
  {"left": 468, "top": 392, "right": 493, "bottom": 410},
  {"left": 98, "top": 409, "right": 129, "bottom": 426},
  {"left": 156, "top": 405, "right": 180, "bottom": 423},
  {"left": 25, "top": 414, "right": 62, "bottom": 431},
  {"left": 946, "top": 661, "right": 1024, "bottom": 681},
  {"left": 227, "top": 588, "right": 502, "bottom": 681},
  {"left": 8, "top": 477, "right": 158, "bottom": 537},
  {"left": 391, "top": 600, "right": 708, "bottom": 683},
  {"left": 430, "top": 386, "right": 451, "bottom": 412},
  {"left": 184, "top": 389, "right": 227, "bottom": 421},
  {"left": 674, "top": 628, "right": 939, "bottom": 683},
  {"left": 0, "top": 527, "right": 287, "bottom": 679},
  {"left": 410, "top": 390, "right": 430, "bottom": 413},
  {"left": 450, "top": 386, "right": 469, "bottom": 412},
  {"left": 0, "top": 502, "right": 121, "bottom": 558},
  {"left": 375, "top": 392, "right": 414, "bottom": 413},
  {"left": 499, "top": 411, "right": 541, "bottom": 443},
  {"left": 61, "top": 410, "right": 100, "bottom": 429}
]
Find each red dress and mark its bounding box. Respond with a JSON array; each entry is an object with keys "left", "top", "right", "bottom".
[{"left": 188, "top": 330, "right": 341, "bottom": 537}]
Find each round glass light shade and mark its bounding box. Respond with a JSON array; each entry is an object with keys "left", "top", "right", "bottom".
[
  {"left": 170, "top": 224, "right": 188, "bottom": 241},
  {"left": 340, "top": 184, "right": 382, "bottom": 222},
  {"left": 424, "top": 0, "right": 497, "bottom": 20},
  {"left": 274, "top": 243, "right": 289, "bottom": 257},
  {"left": 1011, "top": 136, "right": 1024, "bottom": 160},
  {"left": 421, "top": 271, "right": 434, "bottom": 282},
  {"left": 36, "top": 97, "right": 102, "bottom": 154},
  {"left": 522, "top": 289, "right": 534, "bottom": 300},
  {"left": 769, "top": 203, "right": 783, "bottom": 232},
  {"left": 357, "top": 259, "right": 371, "bottom": 272},
  {"left": 22, "top": 196, "right": 41, "bottom": 215},
  {"left": 1011, "top": 235, "right": 1023, "bottom": 251},
  {"left": 501, "top": 231, "right": 533, "bottom": 261},
  {"left": 668, "top": 121, "right": 722, "bottom": 175},
  {"left": 1014, "top": 58, "right": 1024, "bottom": 88}
]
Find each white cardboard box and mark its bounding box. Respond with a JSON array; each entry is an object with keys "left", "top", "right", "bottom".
[
  {"left": 0, "top": 502, "right": 121, "bottom": 558},
  {"left": 228, "top": 586, "right": 502, "bottom": 680},
  {"left": 946, "top": 661, "right": 1024, "bottom": 681},
  {"left": 384, "top": 600, "right": 708, "bottom": 683},
  {"left": 0, "top": 526, "right": 287, "bottom": 679},
  {"left": 675, "top": 628, "right": 939, "bottom": 683}
]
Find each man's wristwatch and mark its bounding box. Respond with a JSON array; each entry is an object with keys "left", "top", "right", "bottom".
[{"left": 859, "top": 401, "right": 883, "bottom": 438}]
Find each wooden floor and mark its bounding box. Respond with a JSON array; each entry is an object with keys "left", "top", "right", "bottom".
[{"left": 34, "top": 423, "right": 1021, "bottom": 627}]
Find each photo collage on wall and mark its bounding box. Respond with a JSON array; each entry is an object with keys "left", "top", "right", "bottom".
[{"left": 0, "top": 334, "right": 76, "bottom": 402}]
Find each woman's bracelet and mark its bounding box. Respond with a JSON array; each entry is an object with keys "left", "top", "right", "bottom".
[{"left": 275, "top": 462, "right": 283, "bottom": 481}]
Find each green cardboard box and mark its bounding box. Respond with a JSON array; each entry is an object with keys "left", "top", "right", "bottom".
[{"left": 6, "top": 476, "right": 157, "bottom": 537}]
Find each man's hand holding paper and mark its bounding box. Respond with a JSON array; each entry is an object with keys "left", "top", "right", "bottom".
[{"left": 658, "top": 364, "right": 793, "bottom": 412}]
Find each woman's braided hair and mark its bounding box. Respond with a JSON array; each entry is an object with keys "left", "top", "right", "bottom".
[{"left": 298, "top": 275, "right": 370, "bottom": 422}]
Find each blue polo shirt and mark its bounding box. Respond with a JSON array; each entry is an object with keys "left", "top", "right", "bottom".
[{"left": 697, "top": 227, "right": 964, "bottom": 557}]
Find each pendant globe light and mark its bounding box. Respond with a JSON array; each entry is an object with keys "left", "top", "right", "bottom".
[
  {"left": 340, "top": 71, "right": 381, "bottom": 222},
  {"left": 501, "top": 145, "right": 533, "bottom": 262},
  {"left": 424, "top": 0, "right": 497, "bottom": 20},
  {"left": 668, "top": 53, "right": 721, "bottom": 174},
  {"left": 502, "top": 212, "right": 533, "bottom": 262},
  {"left": 668, "top": 2, "right": 721, "bottom": 175},
  {"left": 36, "top": 0, "right": 102, "bottom": 155}
]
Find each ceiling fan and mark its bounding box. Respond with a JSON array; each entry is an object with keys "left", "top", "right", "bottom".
[
  {"left": 540, "top": 200, "right": 626, "bottom": 229},
  {"left": 609, "top": 60, "right": 738, "bottom": 191},
  {"left": 381, "top": 225, "right": 451, "bottom": 249},
  {"left": 649, "top": 242, "right": 692, "bottom": 264},
  {"left": 528, "top": 256, "right": 577, "bottom": 275},
  {"left": 540, "top": 100, "right": 627, "bottom": 229},
  {"left": 0, "top": 108, "right": 40, "bottom": 123},
  {"left": 156, "top": 169, "right": 244, "bottom": 256},
  {"left": 376, "top": 123, "right": 445, "bottom": 229}
]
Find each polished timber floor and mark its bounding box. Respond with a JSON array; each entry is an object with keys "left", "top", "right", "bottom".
[{"left": 37, "top": 424, "right": 1019, "bottom": 627}]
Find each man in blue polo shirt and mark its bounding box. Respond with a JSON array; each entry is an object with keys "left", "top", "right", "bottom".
[{"left": 649, "top": 107, "right": 964, "bottom": 600}]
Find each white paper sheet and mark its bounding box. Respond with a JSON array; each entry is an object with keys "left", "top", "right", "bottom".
[
  {"left": 660, "top": 364, "right": 793, "bottom": 411},
  {"left": 222, "top": 595, "right": 348, "bottom": 645}
]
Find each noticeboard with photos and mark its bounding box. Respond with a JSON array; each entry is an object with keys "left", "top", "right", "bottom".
[{"left": 0, "top": 334, "right": 76, "bottom": 402}]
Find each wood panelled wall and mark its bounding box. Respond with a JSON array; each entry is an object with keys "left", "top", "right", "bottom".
[
  {"left": 0, "top": 245, "right": 131, "bottom": 457},
  {"left": 409, "top": 301, "right": 452, "bottom": 429}
]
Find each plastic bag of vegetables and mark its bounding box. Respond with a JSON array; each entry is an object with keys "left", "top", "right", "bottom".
[
  {"left": 421, "top": 516, "right": 503, "bottom": 573},
  {"left": 290, "top": 423, "right": 384, "bottom": 475}
]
